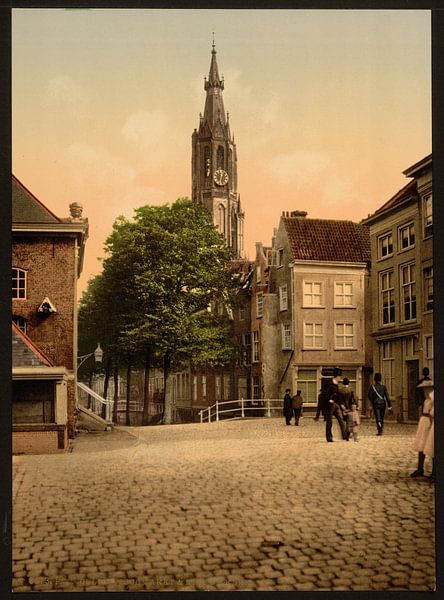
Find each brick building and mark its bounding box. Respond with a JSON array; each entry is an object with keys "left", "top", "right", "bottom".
[
  {"left": 12, "top": 175, "right": 88, "bottom": 452},
  {"left": 266, "top": 211, "right": 372, "bottom": 409},
  {"left": 361, "top": 154, "right": 433, "bottom": 421}
]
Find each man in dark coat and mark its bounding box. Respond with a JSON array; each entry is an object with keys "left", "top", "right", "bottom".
[
  {"left": 314, "top": 390, "right": 326, "bottom": 421},
  {"left": 283, "top": 388, "right": 293, "bottom": 425},
  {"left": 291, "top": 390, "right": 304, "bottom": 425},
  {"left": 367, "top": 372, "right": 392, "bottom": 435},
  {"left": 325, "top": 368, "right": 348, "bottom": 442}
]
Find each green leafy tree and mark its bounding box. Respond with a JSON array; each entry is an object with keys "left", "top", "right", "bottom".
[{"left": 84, "top": 198, "right": 240, "bottom": 425}]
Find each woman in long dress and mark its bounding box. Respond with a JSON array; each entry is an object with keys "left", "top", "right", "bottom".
[{"left": 411, "top": 380, "right": 434, "bottom": 482}]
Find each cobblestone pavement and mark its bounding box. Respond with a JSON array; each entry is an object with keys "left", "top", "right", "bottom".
[{"left": 12, "top": 417, "right": 435, "bottom": 592}]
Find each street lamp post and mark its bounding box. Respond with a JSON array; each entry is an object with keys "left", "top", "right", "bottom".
[
  {"left": 77, "top": 343, "right": 103, "bottom": 368},
  {"left": 77, "top": 343, "right": 104, "bottom": 412}
]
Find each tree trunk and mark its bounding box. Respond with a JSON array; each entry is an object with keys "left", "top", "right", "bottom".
[
  {"left": 142, "top": 351, "right": 151, "bottom": 426},
  {"left": 163, "top": 352, "right": 173, "bottom": 425},
  {"left": 101, "top": 360, "right": 111, "bottom": 420},
  {"left": 112, "top": 365, "right": 119, "bottom": 424},
  {"left": 125, "top": 363, "right": 132, "bottom": 426}
]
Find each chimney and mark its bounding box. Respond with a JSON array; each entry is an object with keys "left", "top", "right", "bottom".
[{"left": 290, "top": 210, "right": 307, "bottom": 218}]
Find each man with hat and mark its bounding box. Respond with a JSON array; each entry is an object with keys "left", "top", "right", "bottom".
[{"left": 324, "top": 367, "right": 348, "bottom": 442}]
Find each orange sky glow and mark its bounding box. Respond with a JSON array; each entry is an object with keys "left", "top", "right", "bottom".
[{"left": 12, "top": 9, "right": 431, "bottom": 295}]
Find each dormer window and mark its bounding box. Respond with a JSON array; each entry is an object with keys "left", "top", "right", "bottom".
[{"left": 12, "top": 268, "right": 27, "bottom": 299}]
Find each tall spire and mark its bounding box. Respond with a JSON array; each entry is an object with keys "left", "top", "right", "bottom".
[{"left": 203, "top": 38, "right": 226, "bottom": 128}]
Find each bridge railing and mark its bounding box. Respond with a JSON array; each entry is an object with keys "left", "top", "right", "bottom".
[
  {"left": 77, "top": 381, "right": 114, "bottom": 424},
  {"left": 198, "top": 398, "right": 283, "bottom": 423}
]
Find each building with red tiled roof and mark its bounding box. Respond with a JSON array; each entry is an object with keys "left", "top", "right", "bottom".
[
  {"left": 264, "top": 211, "right": 372, "bottom": 408},
  {"left": 12, "top": 175, "right": 88, "bottom": 453},
  {"left": 361, "top": 154, "right": 432, "bottom": 421}
]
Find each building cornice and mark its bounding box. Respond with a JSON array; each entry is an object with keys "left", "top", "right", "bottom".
[{"left": 13, "top": 367, "right": 68, "bottom": 380}]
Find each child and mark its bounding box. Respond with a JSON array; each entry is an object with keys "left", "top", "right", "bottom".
[
  {"left": 411, "top": 380, "right": 434, "bottom": 481},
  {"left": 348, "top": 402, "right": 361, "bottom": 442}
]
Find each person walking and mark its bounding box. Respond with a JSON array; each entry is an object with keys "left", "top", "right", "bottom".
[
  {"left": 291, "top": 390, "right": 303, "bottom": 426},
  {"left": 325, "top": 368, "right": 348, "bottom": 442},
  {"left": 411, "top": 380, "right": 434, "bottom": 482},
  {"left": 314, "top": 390, "right": 326, "bottom": 421},
  {"left": 283, "top": 388, "right": 293, "bottom": 426},
  {"left": 367, "top": 373, "right": 392, "bottom": 436}
]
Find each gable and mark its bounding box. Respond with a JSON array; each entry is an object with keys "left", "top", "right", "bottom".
[
  {"left": 12, "top": 323, "right": 54, "bottom": 368},
  {"left": 12, "top": 176, "right": 61, "bottom": 224}
]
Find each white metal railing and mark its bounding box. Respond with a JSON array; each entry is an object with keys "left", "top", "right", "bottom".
[
  {"left": 198, "top": 398, "right": 284, "bottom": 423},
  {"left": 77, "top": 381, "right": 114, "bottom": 423}
]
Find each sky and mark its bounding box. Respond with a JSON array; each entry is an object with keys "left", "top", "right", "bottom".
[{"left": 12, "top": 8, "right": 431, "bottom": 295}]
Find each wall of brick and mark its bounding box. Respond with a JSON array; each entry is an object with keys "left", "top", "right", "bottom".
[
  {"left": 12, "top": 429, "right": 68, "bottom": 455},
  {"left": 12, "top": 235, "right": 77, "bottom": 369}
]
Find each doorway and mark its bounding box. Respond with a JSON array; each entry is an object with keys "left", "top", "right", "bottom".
[{"left": 406, "top": 360, "right": 419, "bottom": 420}]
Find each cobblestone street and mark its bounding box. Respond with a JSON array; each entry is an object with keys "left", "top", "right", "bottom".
[{"left": 12, "top": 417, "right": 435, "bottom": 592}]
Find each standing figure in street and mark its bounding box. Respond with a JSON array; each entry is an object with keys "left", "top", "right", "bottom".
[
  {"left": 368, "top": 373, "right": 392, "bottom": 436},
  {"left": 325, "top": 368, "right": 348, "bottom": 442},
  {"left": 314, "top": 390, "right": 326, "bottom": 421},
  {"left": 348, "top": 403, "right": 361, "bottom": 442},
  {"left": 411, "top": 380, "right": 434, "bottom": 482},
  {"left": 283, "top": 388, "right": 293, "bottom": 426},
  {"left": 291, "top": 390, "right": 304, "bottom": 426},
  {"left": 339, "top": 377, "right": 355, "bottom": 438},
  {"left": 415, "top": 367, "right": 431, "bottom": 411}
]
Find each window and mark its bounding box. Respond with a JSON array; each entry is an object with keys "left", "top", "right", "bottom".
[
  {"left": 303, "top": 322, "right": 324, "bottom": 349},
  {"left": 380, "top": 270, "right": 395, "bottom": 325},
  {"left": 252, "top": 331, "right": 260, "bottom": 362},
  {"left": 398, "top": 222, "right": 415, "bottom": 251},
  {"left": 217, "top": 145, "right": 224, "bottom": 169},
  {"left": 201, "top": 375, "right": 207, "bottom": 399},
  {"left": 244, "top": 333, "right": 251, "bottom": 365},
  {"left": 423, "top": 267, "right": 433, "bottom": 311},
  {"left": 378, "top": 232, "right": 393, "bottom": 259},
  {"left": 279, "top": 285, "right": 288, "bottom": 311},
  {"left": 401, "top": 263, "right": 416, "bottom": 321},
  {"left": 12, "top": 268, "right": 27, "bottom": 299},
  {"left": 252, "top": 376, "right": 260, "bottom": 400},
  {"left": 192, "top": 376, "right": 197, "bottom": 401},
  {"left": 297, "top": 369, "right": 317, "bottom": 403},
  {"left": 12, "top": 315, "right": 27, "bottom": 334},
  {"left": 424, "top": 335, "right": 434, "bottom": 379},
  {"left": 404, "top": 336, "right": 419, "bottom": 359},
  {"left": 277, "top": 248, "right": 284, "bottom": 267},
  {"left": 303, "top": 281, "right": 323, "bottom": 307},
  {"left": 282, "top": 323, "right": 292, "bottom": 350},
  {"left": 335, "top": 322, "right": 356, "bottom": 349},
  {"left": 215, "top": 376, "right": 221, "bottom": 401},
  {"left": 334, "top": 282, "right": 354, "bottom": 307},
  {"left": 424, "top": 195, "right": 433, "bottom": 237},
  {"left": 256, "top": 292, "right": 264, "bottom": 318},
  {"left": 13, "top": 380, "right": 55, "bottom": 424},
  {"left": 256, "top": 265, "right": 261, "bottom": 281},
  {"left": 217, "top": 204, "right": 226, "bottom": 235},
  {"left": 381, "top": 341, "right": 394, "bottom": 396},
  {"left": 239, "top": 306, "right": 245, "bottom": 321},
  {"left": 223, "top": 374, "right": 230, "bottom": 400}
]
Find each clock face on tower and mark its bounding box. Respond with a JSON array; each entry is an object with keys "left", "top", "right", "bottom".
[{"left": 213, "top": 169, "right": 229, "bottom": 186}]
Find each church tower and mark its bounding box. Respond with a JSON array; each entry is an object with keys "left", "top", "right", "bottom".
[{"left": 192, "top": 42, "right": 244, "bottom": 258}]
